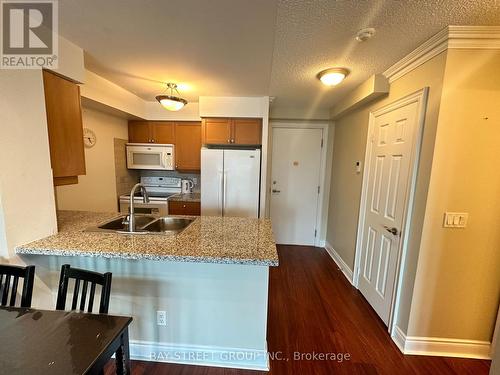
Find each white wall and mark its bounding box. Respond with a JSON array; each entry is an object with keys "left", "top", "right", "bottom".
[
  {"left": 199, "top": 96, "right": 267, "bottom": 118},
  {"left": 53, "top": 36, "right": 85, "bottom": 83},
  {"left": 0, "top": 70, "right": 57, "bottom": 259},
  {"left": 56, "top": 107, "right": 129, "bottom": 212}
]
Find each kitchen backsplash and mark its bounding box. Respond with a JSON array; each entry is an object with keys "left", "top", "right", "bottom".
[{"left": 114, "top": 138, "right": 139, "bottom": 196}]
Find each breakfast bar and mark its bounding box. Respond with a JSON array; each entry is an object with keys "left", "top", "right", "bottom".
[{"left": 16, "top": 211, "right": 278, "bottom": 371}]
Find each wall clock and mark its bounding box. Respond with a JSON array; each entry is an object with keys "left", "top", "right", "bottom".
[{"left": 83, "top": 128, "right": 97, "bottom": 148}]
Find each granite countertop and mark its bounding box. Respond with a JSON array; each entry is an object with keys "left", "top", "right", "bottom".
[
  {"left": 16, "top": 211, "right": 278, "bottom": 266},
  {"left": 168, "top": 192, "right": 201, "bottom": 202}
]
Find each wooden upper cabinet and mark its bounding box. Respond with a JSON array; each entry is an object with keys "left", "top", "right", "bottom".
[
  {"left": 128, "top": 121, "right": 151, "bottom": 143},
  {"left": 201, "top": 117, "right": 262, "bottom": 145},
  {"left": 128, "top": 121, "right": 175, "bottom": 143},
  {"left": 42, "top": 70, "right": 85, "bottom": 185},
  {"left": 201, "top": 118, "right": 232, "bottom": 145},
  {"left": 232, "top": 118, "right": 262, "bottom": 145},
  {"left": 151, "top": 122, "right": 175, "bottom": 144},
  {"left": 175, "top": 122, "right": 201, "bottom": 171}
]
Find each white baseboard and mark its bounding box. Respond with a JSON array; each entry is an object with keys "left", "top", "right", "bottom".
[
  {"left": 391, "top": 325, "right": 492, "bottom": 360},
  {"left": 392, "top": 325, "right": 407, "bottom": 353},
  {"left": 130, "top": 340, "right": 269, "bottom": 371},
  {"left": 324, "top": 242, "right": 354, "bottom": 285}
]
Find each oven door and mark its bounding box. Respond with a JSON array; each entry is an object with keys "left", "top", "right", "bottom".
[{"left": 126, "top": 145, "right": 174, "bottom": 170}]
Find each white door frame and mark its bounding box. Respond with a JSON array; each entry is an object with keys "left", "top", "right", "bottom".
[
  {"left": 269, "top": 120, "right": 332, "bottom": 247},
  {"left": 352, "top": 88, "right": 429, "bottom": 333}
]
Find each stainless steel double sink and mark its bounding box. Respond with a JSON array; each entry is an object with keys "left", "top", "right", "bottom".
[{"left": 85, "top": 215, "right": 195, "bottom": 235}]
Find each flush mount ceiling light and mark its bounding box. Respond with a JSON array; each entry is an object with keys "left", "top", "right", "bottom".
[
  {"left": 356, "top": 27, "right": 376, "bottom": 42},
  {"left": 317, "top": 68, "right": 350, "bottom": 86},
  {"left": 156, "top": 83, "right": 188, "bottom": 111}
]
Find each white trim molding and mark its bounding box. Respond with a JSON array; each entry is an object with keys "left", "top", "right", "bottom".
[
  {"left": 383, "top": 26, "right": 500, "bottom": 82},
  {"left": 130, "top": 340, "right": 269, "bottom": 371},
  {"left": 391, "top": 326, "right": 492, "bottom": 360},
  {"left": 325, "top": 242, "right": 354, "bottom": 285}
]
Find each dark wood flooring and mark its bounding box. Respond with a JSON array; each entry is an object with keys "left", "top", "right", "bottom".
[{"left": 105, "top": 245, "right": 491, "bottom": 374}]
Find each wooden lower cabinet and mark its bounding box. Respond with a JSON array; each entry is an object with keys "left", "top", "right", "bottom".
[{"left": 168, "top": 201, "right": 201, "bottom": 216}]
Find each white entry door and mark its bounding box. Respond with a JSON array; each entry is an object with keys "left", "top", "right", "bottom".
[
  {"left": 270, "top": 127, "right": 323, "bottom": 245},
  {"left": 358, "top": 96, "right": 423, "bottom": 325}
]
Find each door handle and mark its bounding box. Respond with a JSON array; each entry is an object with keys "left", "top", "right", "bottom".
[
  {"left": 383, "top": 225, "right": 399, "bottom": 236},
  {"left": 272, "top": 189, "right": 281, "bottom": 193},
  {"left": 222, "top": 171, "right": 227, "bottom": 211}
]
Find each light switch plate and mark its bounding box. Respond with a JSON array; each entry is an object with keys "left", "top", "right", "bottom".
[{"left": 443, "top": 212, "right": 468, "bottom": 228}]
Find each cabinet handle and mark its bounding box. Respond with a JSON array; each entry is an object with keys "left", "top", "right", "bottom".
[
  {"left": 183, "top": 204, "right": 186, "bottom": 208},
  {"left": 227, "top": 139, "right": 230, "bottom": 143},
  {"left": 231, "top": 139, "right": 235, "bottom": 143}
]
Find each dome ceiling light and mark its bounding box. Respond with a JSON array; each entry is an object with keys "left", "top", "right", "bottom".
[
  {"left": 356, "top": 27, "right": 376, "bottom": 42},
  {"left": 156, "top": 83, "right": 188, "bottom": 111},
  {"left": 317, "top": 68, "right": 350, "bottom": 86}
]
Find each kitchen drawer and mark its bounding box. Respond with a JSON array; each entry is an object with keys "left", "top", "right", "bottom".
[{"left": 168, "top": 201, "right": 201, "bottom": 216}]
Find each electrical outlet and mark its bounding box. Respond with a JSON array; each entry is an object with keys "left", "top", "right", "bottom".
[
  {"left": 443, "top": 212, "right": 468, "bottom": 228},
  {"left": 157, "top": 310, "right": 167, "bottom": 326}
]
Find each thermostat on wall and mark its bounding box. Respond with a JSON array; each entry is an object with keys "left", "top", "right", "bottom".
[{"left": 355, "top": 161, "right": 362, "bottom": 174}]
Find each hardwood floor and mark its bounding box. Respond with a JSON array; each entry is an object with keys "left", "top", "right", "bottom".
[{"left": 105, "top": 245, "right": 491, "bottom": 374}]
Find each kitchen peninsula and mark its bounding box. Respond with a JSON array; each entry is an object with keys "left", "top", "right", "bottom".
[{"left": 16, "top": 211, "right": 278, "bottom": 371}]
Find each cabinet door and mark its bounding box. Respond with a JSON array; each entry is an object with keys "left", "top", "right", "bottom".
[
  {"left": 202, "top": 118, "right": 231, "bottom": 145},
  {"left": 152, "top": 122, "right": 175, "bottom": 144},
  {"left": 128, "top": 121, "right": 151, "bottom": 143},
  {"left": 175, "top": 122, "right": 201, "bottom": 171},
  {"left": 232, "top": 118, "right": 262, "bottom": 145},
  {"left": 42, "top": 70, "right": 85, "bottom": 182},
  {"left": 168, "top": 201, "right": 201, "bottom": 216}
]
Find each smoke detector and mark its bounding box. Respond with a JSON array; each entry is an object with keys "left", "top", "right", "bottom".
[{"left": 356, "top": 28, "right": 376, "bottom": 42}]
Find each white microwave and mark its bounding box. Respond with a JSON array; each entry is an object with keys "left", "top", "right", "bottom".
[{"left": 126, "top": 144, "right": 175, "bottom": 170}]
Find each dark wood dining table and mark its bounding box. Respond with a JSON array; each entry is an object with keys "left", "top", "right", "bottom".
[{"left": 0, "top": 306, "right": 132, "bottom": 375}]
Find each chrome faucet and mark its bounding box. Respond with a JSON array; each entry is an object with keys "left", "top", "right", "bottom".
[{"left": 127, "top": 183, "right": 149, "bottom": 232}]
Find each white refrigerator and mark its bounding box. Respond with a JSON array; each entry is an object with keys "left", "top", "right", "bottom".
[{"left": 201, "top": 148, "right": 261, "bottom": 218}]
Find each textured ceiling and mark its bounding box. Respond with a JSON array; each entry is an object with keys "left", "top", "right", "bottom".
[
  {"left": 58, "top": 0, "right": 278, "bottom": 102},
  {"left": 57, "top": 0, "right": 500, "bottom": 110},
  {"left": 269, "top": 0, "right": 500, "bottom": 109}
]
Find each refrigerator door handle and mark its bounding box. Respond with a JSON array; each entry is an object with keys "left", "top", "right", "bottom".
[
  {"left": 222, "top": 171, "right": 227, "bottom": 212},
  {"left": 218, "top": 170, "right": 224, "bottom": 215}
]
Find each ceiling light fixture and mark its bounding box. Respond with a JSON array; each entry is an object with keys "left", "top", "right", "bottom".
[
  {"left": 356, "top": 28, "right": 376, "bottom": 42},
  {"left": 317, "top": 68, "right": 350, "bottom": 86},
  {"left": 156, "top": 83, "right": 188, "bottom": 111}
]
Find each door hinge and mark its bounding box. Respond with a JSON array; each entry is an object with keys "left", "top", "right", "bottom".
[
  {"left": 317, "top": 186, "right": 320, "bottom": 194},
  {"left": 314, "top": 229, "right": 317, "bottom": 237},
  {"left": 320, "top": 138, "right": 324, "bottom": 148}
]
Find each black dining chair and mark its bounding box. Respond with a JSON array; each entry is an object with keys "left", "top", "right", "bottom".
[
  {"left": 0, "top": 264, "right": 35, "bottom": 308},
  {"left": 56, "top": 264, "right": 112, "bottom": 314}
]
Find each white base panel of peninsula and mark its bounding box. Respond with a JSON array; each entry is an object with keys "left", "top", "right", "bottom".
[
  {"left": 20, "top": 255, "right": 271, "bottom": 371},
  {"left": 130, "top": 340, "right": 269, "bottom": 370}
]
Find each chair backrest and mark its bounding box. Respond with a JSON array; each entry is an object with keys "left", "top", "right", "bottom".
[
  {"left": 0, "top": 264, "right": 35, "bottom": 308},
  {"left": 56, "top": 264, "right": 112, "bottom": 314}
]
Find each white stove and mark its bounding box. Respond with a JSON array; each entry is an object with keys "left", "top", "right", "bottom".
[{"left": 119, "top": 176, "right": 181, "bottom": 215}]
